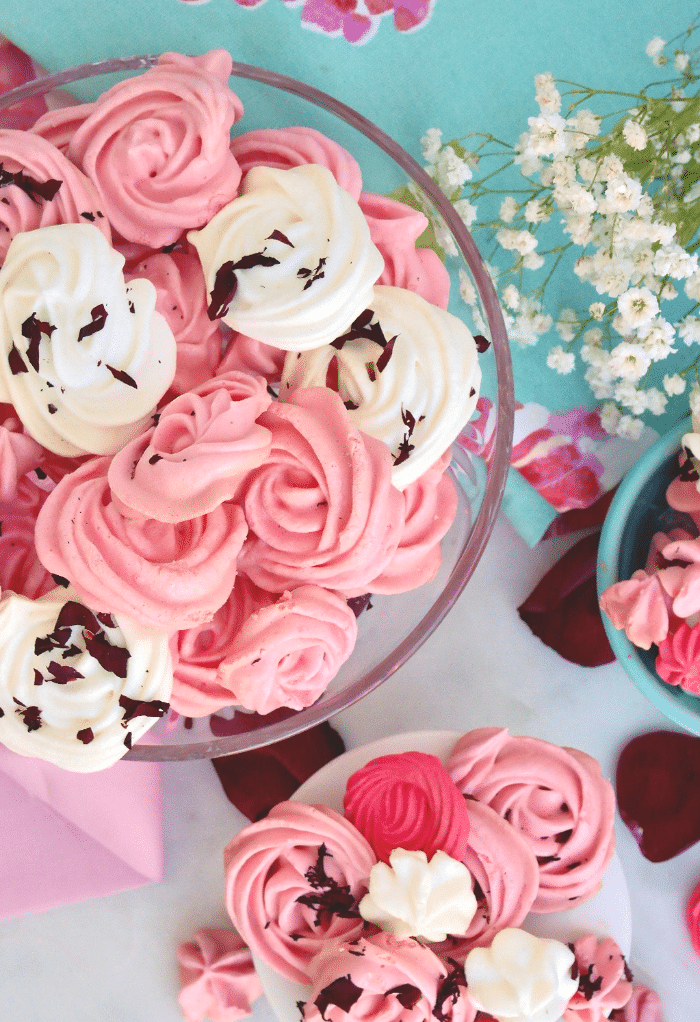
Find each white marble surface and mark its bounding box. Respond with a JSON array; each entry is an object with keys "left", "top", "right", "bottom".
[{"left": 1, "top": 514, "right": 697, "bottom": 1020}]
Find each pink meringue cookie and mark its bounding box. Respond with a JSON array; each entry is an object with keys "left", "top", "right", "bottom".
[
  {"left": 177, "top": 927, "right": 262, "bottom": 1022},
  {"left": 655, "top": 622, "right": 700, "bottom": 693},
  {"left": 343, "top": 750, "right": 471, "bottom": 865},
  {"left": 609, "top": 986, "right": 663, "bottom": 1022},
  {"left": 34, "top": 456, "right": 248, "bottom": 629},
  {"left": 31, "top": 102, "right": 95, "bottom": 153},
  {"left": 644, "top": 529, "right": 695, "bottom": 574},
  {"left": 237, "top": 387, "right": 404, "bottom": 595},
  {"left": 599, "top": 569, "right": 672, "bottom": 649},
  {"left": 659, "top": 536, "right": 700, "bottom": 618},
  {"left": 170, "top": 575, "right": 274, "bottom": 718},
  {"left": 217, "top": 331, "right": 286, "bottom": 387},
  {"left": 108, "top": 372, "right": 271, "bottom": 523},
  {"left": 302, "top": 933, "right": 476, "bottom": 1022},
  {"left": 0, "top": 474, "right": 55, "bottom": 598},
  {"left": 215, "top": 584, "right": 358, "bottom": 715},
  {"left": 359, "top": 191, "right": 450, "bottom": 309},
  {"left": 0, "top": 127, "right": 110, "bottom": 264},
  {"left": 0, "top": 403, "right": 45, "bottom": 500},
  {"left": 230, "top": 125, "right": 363, "bottom": 199},
  {"left": 447, "top": 728, "right": 616, "bottom": 913},
  {"left": 429, "top": 800, "right": 539, "bottom": 964},
  {"left": 360, "top": 448, "right": 458, "bottom": 596},
  {"left": 223, "top": 801, "right": 377, "bottom": 985},
  {"left": 68, "top": 50, "right": 244, "bottom": 247},
  {"left": 126, "top": 251, "right": 222, "bottom": 394},
  {"left": 562, "top": 935, "right": 632, "bottom": 1022}
]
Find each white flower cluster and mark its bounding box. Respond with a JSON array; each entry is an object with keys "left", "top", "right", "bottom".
[{"left": 418, "top": 24, "right": 700, "bottom": 440}]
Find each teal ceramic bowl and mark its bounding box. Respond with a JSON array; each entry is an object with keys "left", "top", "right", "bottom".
[{"left": 597, "top": 416, "right": 700, "bottom": 734}]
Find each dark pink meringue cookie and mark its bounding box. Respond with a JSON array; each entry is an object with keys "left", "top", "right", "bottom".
[
  {"left": 447, "top": 728, "right": 616, "bottom": 912},
  {"left": 230, "top": 125, "right": 363, "bottom": 199},
  {"left": 177, "top": 928, "right": 262, "bottom": 1022},
  {"left": 0, "top": 474, "right": 55, "bottom": 598},
  {"left": 656, "top": 621, "right": 700, "bottom": 694},
  {"left": 359, "top": 191, "right": 450, "bottom": 309},
  {"left": 562, "top": 935, "right": 632, "bottom": 1021},
  {"left": 68, "top": 50, "right": 244, "bottom": 246},
  {"left": 127, "top": 251, "right": 222, "bottom": 394},
  {"left": 0, "top": 127, "right": 110, "bottom": 264},
  {"left": 430, "top": 800, "right": 539, "bottom": 964},
  {"left": 223, "top": 801, "right": 376, "bottom": 985},
  {"left": 237, "top": 388, "right": 404, "bottom": 595},
  {"left": 687, "top": 876, "right": 700, "bottom": 957},
  {"left": 108, "top": 372, "right": 271, "bottom": 523},
  {"left": 0, "top": 403, "right": 44, "bottom": 500},
  {"left": 171, "top": 575, "right": 273, "bottom": 718},
  {"left": 343, "top": 750, "right": 471, "bottom": 864},
  {"left": 217, "top": 584, "right": 358, "bottom": 715},
  {"left": 303, "top": 933, "right": 476, "bottom": 1022},
  {"left": 34, "top": 456, "right": 248, "bottom": 629},
  {"left": 363, "top": 448, "right": 458, "bottom": 595}
]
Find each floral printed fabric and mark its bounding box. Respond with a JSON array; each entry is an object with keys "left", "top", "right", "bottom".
[{"left": 176, "top": 0, "right": 436, "bottom": 44}]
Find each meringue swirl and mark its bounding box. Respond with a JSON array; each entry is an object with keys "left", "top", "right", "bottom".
[
  {"left": 188, "top": 163, "right": 383, "bottom": 350},
  {"left": 280, "top": 285, "right": 481, "bottom": 489},
  {"left": 223, "top": 801, "right": 376, "bottom": 985},
  {"left": 0, "top": 586, "right": 172, "bottom": 771},
  {"left": 447, "top": 728, "right": 616, "bottom": 913},
  {"left": 0, "top": 222, "right": 176, "bottom": 455},
  {"left": 34, "top": 456, "right": 248, "bottom": 630},
  {"left": 562, "top": 935, "right": 632, "bottom": 1022},
  {"left": 67, "top": 50, "right": 244, "bottom": 247},
  {"left": 655, "top": 622, "right": 700, "bottom": 694}
]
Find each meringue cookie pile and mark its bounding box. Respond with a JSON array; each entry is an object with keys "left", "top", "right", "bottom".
[
  {"left": 0, "top": 50, "right": 484, "bottom": 770},
  {"left": 222, "top": 729, "right": 633, "bottom": 1022}
]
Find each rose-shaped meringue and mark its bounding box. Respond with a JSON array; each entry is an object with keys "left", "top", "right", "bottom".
[
  {"left": 359, "top": 192, "right": 450, "bottom": 308},
  {"left": 464, "top": 928, "right": 578, "bottom": 1022},
  {"left": 359, "top": 848, "right": 477, "bottom": 942},
  {"left": 658, "top": 535, "right": 700, "bottom": 618},
  {"left": 428, "top": 800, "right": 539, "bottom": 967},
  {"left": 67, "top": 50, "right": 244, "bottom": 247},
  {"left": 34, "top": 456, "right": 248, "bottom": 630},
  {"left": 0, "top": 127, "right": 110, "bottom": 265},
  {"left": 361, "top": 448, "right": 458, "bottom": 596},
  {"left": 236, "top": 387, "right": 404, "bottom": 594},
  {"left": 0, "top": 474, "right": 55, "bottom": 599},
  {"left": 562, "top": 935, "right": 632, "bottom": 1022},
  {"left": 177, "top": 927, "right": 262, "bottom": 1022},
  {"left": 302, "top": 933, "right": 476, "bottom": 1022},
  {"left": 655, "top": 622, "right": 700, "bottom": 693},
  {"left": 188, "top": 163, "right": 383, "bottom": 351},
  {"left": 217, "top": 331, "right": 286, "bottom": 386},
  {"left": 599, "top": 570, "right": 672, "bottom": 649},
  {"left": 170, "top": 575, "right": 273, "bottom": 718},
  {"left": 214, "top": 584, "right": 358, "bottom": 715},
  {"left": 447, "top": 728, "right": 616, "bottom": 913},
  {"left": 280, "top": 285, "right": 481, "bottom": 489},
  {"left": 108, "top": 372, "right": 272, "bottom": 523},
  {"left": 230, "top": 125, "right": 363, "bottom": 199},
  {"left": 126, "top": 251, "right": 222, "bottom": 394},
  {"left": 0, "top": 586, "right": 172, "bottom": 771},
  {"left": 31, "top": 103, "right": 95, "bottom": 153},
  {"left": 610, "top": 986, "right": 662, "bottom": 1022},
  {"left": 686, "top": 876, "right": 700, "bottom": 958},
  {"left": 223, "top": 801, "right": 377, "bottom": 985},
  {"left": 0, "top": 222, "right": 176, "bottom": 455},
  {"left": 343, "top": 750, "right": 471, "bottom": 864}
]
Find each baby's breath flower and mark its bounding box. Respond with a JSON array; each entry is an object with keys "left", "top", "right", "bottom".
[
  {"left": 685, "top": 270, "right": 700, "bottom": 302},
  {"left": 614, "top": 379, "right": 648, "bottom": 415},
  {"left": 458, "top": 267, "right": 478, "bottom": 307},
  {"left": 501, "top": 284, "right": 520, "bottom": 310},
  {"left": 420, "top": 127, "right": 443, "bottom": 164},
  {"left": 524, "top": 199, "right": 549, "bottom": 223},
  {"left": 496, "top": 227, "right": 538, "bottom": 255},
  {"left": 646, "top": 36, "right": 667, "bottom": 66},
  {"left": 617, "top": 414, "right": 644, "bottom": 440},
  {"left": 555, "top": 307, "right": 579, "bottom": 341},
  {"left": 664, "top": 373, "right": 686, "bottom": 396},
  {"left": 691, "top": 384, "right": 700, "bottom": 419},
  {"left": 599, "top": 154, "right": 624, "bottom": 181},
  {"left": 589, "top": 302, "right": 606, "bottom": 320},
  {"left": 453, "top": 198, "right": 478, "bottom": 227},
  {"left": 653, "top": 243, "right": 699, "bottom": 279},
  {"left": 566, "top": 109, "right": 601, "bottom": 150},
  {"left": 608, "top": 341, "right": 652, "bottom": 381},
  {"left": 637, "top": 317, "right": 676, "bottom": 359},
  {"left": 679, "top": 316, "right": 700, "bottom": 345},
  {"left": 602, "top": 174, "right": 644, "bottom": 214},
  {"left": 534, "top": 72, "right": 561, "bottom": 114},
  {"left": 433, "top": 145, "right": 472, "bottom": 191},
  {"left": 525, "top": 112, "right": 568, "bottom": 157},
  {"left": 600, "top": 402, "right": 622, "bottom": 433},
  {"left": 616, "top": 286, "right": 659, "bottom": 329},
  {"left": 547, "top": 345, "right": 575, "bottom": 373},
  {"left": 499, "top": 196, "right": 519, "bottom": 223},
  {"left": 645, "top": 387, "right": 668, "bottom": 415},
  {"left": 522, "top": 251, "right": 545, "bottom": 270},
  {"left": 623, "top": 119, "right": 648, "bottom": 150}
]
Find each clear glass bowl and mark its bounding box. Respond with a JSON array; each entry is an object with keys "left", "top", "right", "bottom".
[
  {"left": 597, "top": 416, "right": 700, "bottom": 735},
  {"left": 0, "top": 56, "right": 514, "bottom": 760}
]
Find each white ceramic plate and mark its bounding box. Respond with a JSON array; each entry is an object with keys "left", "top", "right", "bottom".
[{"left": 254, "top": 730, "right": 632, "bottom": 1022}]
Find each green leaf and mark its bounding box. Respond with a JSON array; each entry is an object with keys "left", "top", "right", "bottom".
[{"left": 386, "top": 186, "right": 446, "bottom": 261}]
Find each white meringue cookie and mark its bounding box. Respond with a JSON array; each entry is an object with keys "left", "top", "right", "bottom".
[
  {"left": 464, "top": 928, "right": 578, "bottom": 1022},
  {"left": 359, "top": 847, "right": 477, "bottom": 942},
  {"left": 0, "top": 222, "right": 176, "bottom": 455},
  {"left": 188, "top": 163, "right": 383, "bottom": 351}
]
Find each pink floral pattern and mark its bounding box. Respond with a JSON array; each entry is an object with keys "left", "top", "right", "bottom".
[{"left": 174, "top": 0, "right": 436, "bottom": 44}]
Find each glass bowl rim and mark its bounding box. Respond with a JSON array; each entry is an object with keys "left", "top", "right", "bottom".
[
  {"left": 596, "top": 414, "right": 700, "bottom": 735},
  {"left": 0, "top": 55, "right": 514, "bottom": 758}
]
